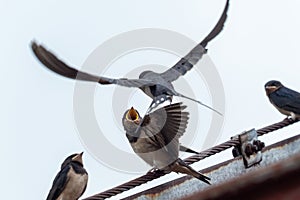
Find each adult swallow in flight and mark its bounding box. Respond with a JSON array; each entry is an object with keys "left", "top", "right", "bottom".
[
  {"left": 122, "top": 103, "right": 210, "bottom": 184},
  {"left": 31, "top": 0, "right": 229, "bottom": 116},
  {"left": 46, "top": 152, "right": 88, "bottom": 200},
  {"left": 265, "top": 80, "right": 300, "bottom": 120}
]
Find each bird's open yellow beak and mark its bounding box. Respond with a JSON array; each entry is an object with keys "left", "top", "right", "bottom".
[{"left": 126, "top": 107, "right": 139, "bottom": 121}]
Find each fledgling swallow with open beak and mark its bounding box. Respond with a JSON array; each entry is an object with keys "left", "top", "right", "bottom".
[
  {"left": 122, "top": 103, "right": 211, "bottom": 185},
  {"left": 265, "top": 80, "right": 300, "bottom": 120},
  {"left": 46, "top": 152, "right": 88, "bottom": 200}
]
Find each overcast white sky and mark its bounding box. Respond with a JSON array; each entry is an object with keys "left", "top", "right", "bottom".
[{"left": 2, "top": 0, "right": 300, "bottom": 199}]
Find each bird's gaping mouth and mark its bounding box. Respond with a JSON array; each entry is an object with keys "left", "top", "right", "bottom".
[{"left": 126, "top": 107, "right": 139, "bottom": 121}]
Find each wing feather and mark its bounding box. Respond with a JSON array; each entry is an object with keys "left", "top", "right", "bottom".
[
  {"left": 46, "top": 165, "right": 70, "bottom": 200},
  {"left": 160, "top": 0, "right": 229, "bottom": 82},
  {"left": 141, "top": 103, "right": 189, "bottom": 158},
  {"left": 271, "top": 87, "right": 300, "bottom": 114},
  {"left": 31, "top": 41, "right": 156, "bottom": 88}
]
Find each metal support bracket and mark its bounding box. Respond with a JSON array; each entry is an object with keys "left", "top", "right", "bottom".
[{"left": 231, "top": 129, "right": 265, "bottom": 168}]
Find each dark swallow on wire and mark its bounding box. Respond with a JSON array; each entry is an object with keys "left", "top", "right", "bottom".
[
  {"left": 31, "top": 0, "right": 229, "bottom": 116},
  {"left": 122, "top": 102, "right": 211, "bottom": 184},
  {"left": 46, "top": 152, "right": 88, "bottom": 200},
  {"left": 265, "top": 80, "right": 300, "bottom": 120}
]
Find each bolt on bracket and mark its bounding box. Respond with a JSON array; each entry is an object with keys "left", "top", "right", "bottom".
[{"left": 231, "top": 128, "right": 265, "bottom": 168}]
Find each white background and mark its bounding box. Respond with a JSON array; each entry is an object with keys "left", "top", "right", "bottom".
[{"left": 2, "top": 0, "right": 300, "bottom": 199}]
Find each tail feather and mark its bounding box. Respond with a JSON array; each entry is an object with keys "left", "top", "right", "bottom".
[
  {"left": 176, "top": 93, "right": 222, "bottom": 116},
  {"left": 179, "top": 145, "right": 199, "bottom": 154},
  {"left": 172, "top": 159, "right": 211, "bottom": 185}
]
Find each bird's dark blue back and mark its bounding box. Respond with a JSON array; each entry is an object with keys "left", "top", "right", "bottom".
[{"left": 270, "top": 87, "right": 300, "bottom": 114}]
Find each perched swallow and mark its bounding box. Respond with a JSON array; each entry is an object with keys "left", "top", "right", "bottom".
[
  {"left": 46, "top": 152, "right": 88, "bottom": 200},
  {"left": 265, "top": 80, "right": 300, "bottom": 120},
  {"left": 31, "top": 0, "right": 229, "bottom": 116},
  {"left": 122, "top": 103, "right": 211, "bottom": 184}
]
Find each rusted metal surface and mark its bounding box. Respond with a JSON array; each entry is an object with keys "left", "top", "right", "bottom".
[
  {"left": 123, "top": 134, "right": 300, "bottom": 200},
  {"left": 83, "top": 118, "right": 299, "bottom": 200},
  {"left": 183, "top": 149, "right": 300, "bottom": 200}
]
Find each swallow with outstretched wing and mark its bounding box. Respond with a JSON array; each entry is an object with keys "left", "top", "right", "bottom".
[
  {"left": 122, "top": 103, "right": 210, "bottom": 184},
  {"left": 31, "top": 0, "right": 229, "bottom": 116}
]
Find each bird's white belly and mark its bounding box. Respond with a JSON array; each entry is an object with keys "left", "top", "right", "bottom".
[
  {"left": 143, "top": 86, "right": 154, "bottom": 98},
  {"left": 272, "top": 103, "right": 300, "bottom": 119},
  {"left": 132, "top": 140, "right": 174, "bottom": 169},
  {"left": 57, "top": 168, "right": 88, "bottom": 200}
]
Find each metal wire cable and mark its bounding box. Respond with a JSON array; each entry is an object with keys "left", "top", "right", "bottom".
[{"left": 83, "top": 118, "right": 299, "bottom": 200}]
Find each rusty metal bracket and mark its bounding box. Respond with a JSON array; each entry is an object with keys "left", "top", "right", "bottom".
[{"left": 231, "top": 129, "right": 265, "bottom": 168}]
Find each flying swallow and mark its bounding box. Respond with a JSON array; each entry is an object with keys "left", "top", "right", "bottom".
[
  {"left": 265, "top": 80, "right": 300, "bottom": 120},
  {"left": 46, "top": 152, "right": 88, "bottom": 200},
  {"left": 122, "top": 103, "right": 210, "bottom": 184},
  {"left": 31, "top": 0, "right": 229, "bottom": 116}
]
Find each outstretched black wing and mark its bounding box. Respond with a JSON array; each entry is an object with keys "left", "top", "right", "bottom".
[
  {"left": 31, "top": 41, "right": 156, "bottom": 88},
  {"left": 141, "top": 103, "right": 189, "bottom": 158},
  {"left": 46, "top": 165, "right": 70, "bottom": 200},
  {"left": 160, "top": 0, "right": 230, "bottom": 82}
]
